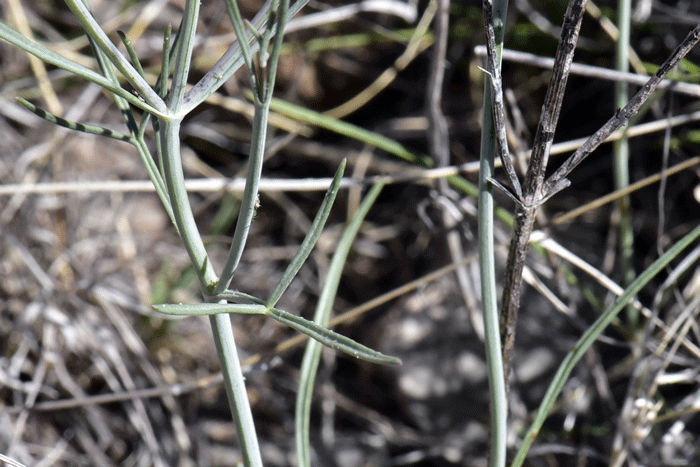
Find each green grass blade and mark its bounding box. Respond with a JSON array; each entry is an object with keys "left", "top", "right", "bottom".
[
  {"left": 295, "top": 180, "right": 395, "bottom": 467},
  {"left": 16, "top": 97, "right": 132, "bottom": 142},
  {"left": 266, "top": 160, "right": 346, "bottom": 309},
  {"left": 511, "top": 221, "right": 700, "bottom": 467},
  {"left": 268, "top": 97, "right": 430, "bottom": 165}
]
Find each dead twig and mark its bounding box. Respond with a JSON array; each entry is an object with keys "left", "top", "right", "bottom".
[{"left": 498, "top": 0, "right": 587, "bottom": 386}]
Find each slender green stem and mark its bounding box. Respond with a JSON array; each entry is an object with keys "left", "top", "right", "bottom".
[
  {"left": 614, "top": 0, "right": 636, "bottom": 326},
  {"left": 479, "top": 63, "right": 508, "bottom": 467},
  {"left": 159, "top": 120, "right": 217, "bottom": 291},
  {"left": 209, "top": 313, "right": 264, "bottom": 467},
  {"left": 480, "top": 1, "right": 509, "bottom": 466},
  {"left": 214, "top": 103, "right": 269, "bottom": 294}
]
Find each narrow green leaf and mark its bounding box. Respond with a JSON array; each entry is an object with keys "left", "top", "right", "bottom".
[
  {"left": 183, "top": 0, "right": 312, "bottom": 113},
  {"left": 16, "top": 97, "right": 133, "bottom": 142},
  {"left": 0, "top": 22, "right": 164, "bottom": 117},
  {"left": 153, "top": 302, "right": 267, "bottom": 316},
  {"left": 267, "top": 307, "right": 401, "bottom": 365},
  {"left": 117, "top": 30, "right": 146, "bottom": 79},
  {"left": 156, "top": 25, "right": 173, "bottom": 100},
  {"left": 296, "top": 180, "right": 393, "bottom": 467},
  {"left": 83, "top": 30, "right": 173, "bottom": 223},
  {"left": 511, "top": 221, "right": 700, "bottom": 467},
  {"left": 213, "top": 290, "right": 267, "bottom": 305},
  {"left": 222, "top": 0, "right": 258, "bottom": 97},
  {"left": 268, "top": 97, "right": 431, "bottom": 165},
  {"left": 65, "top": 0, "right": 166, "bottom": 113},
  {"left": 168, "top": 0, "right": 199, "bottom": 111},
  {"left": 266, "top": 160, "right": 345, "bottom": 308},
  {"left": 261, "top": 0, "right": 290, "bottom": 103}
]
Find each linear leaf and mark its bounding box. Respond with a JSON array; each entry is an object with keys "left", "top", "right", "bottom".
[
  {"left": 266, "top": 160, "right": 345, "bottom": 308},
  {"left": 64, "top": 0, "right": 166, "bottom": 113},
  {"left": 16, "top": 98, "right": 133, "bottom": 142},
  {"left": 269, "top": 97, "right": 430, "bottom": 165},
  {"left": 511, "top": 221, "right": 700, "bottom": 467},
  {"left": 0, "top": 22, "right": 164, "bottom": 117},
  {"left": 117, "top": 31, "right": 146, "bottom": 80},
  {"left": 183, "top": 0, "right": 311, "bottom": 112},
  {"left": 267, "top": 307, "right": 401, "bottom": 365},
  {"left": 295, "top": 179, "right": 394, "bottom": 466}
]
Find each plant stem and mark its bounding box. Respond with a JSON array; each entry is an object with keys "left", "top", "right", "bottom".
[
  {"left": 159, "top": 120, "right": 218, "bottom": 291},
  {"left": 210, "top": 313, "right": 264, "bottom": 467},
  {"left": 480, "top": 1, "right": 508, "bottom": 466},
  {"left": 214, "top": 101, "right": 270, "bottom": 294},
  {"left": 614, "top": 0, "right": 636, "bottom": 326},
  {"left": 500, "top": 0, "right": 587, "bottom": 386}
]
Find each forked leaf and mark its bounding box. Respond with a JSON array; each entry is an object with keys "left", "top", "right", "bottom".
[
  {"left": 266, "top": 307, "right": 401, "bottom": 365},
  {"left": 152, "top": 301, "right": 400, "bottom": 366},
  {"left": 266, "top": 160, "right": 346, "bottom": 308}
]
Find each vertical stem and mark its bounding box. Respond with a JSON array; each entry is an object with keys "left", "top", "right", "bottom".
[
  {"left": 160, "top": 120, "right": 263, "bottom": 467},
  {"left": 614, "top": 0, "right": 636, "bottom": 325},
  {"left": 480, "top": 2, "right": 508, "bottom": 466},
  {"left": 214, "top": 103, "right": 269, "bottom": 294},
  {"left": 159, "top": 120, "right": 218, "bottom": 291},
  {"left": 209, "top": 313, "right": 264, "bottom": 467},
  {"left": 499, "top": 0, "right": 587, "bottom": 386}
]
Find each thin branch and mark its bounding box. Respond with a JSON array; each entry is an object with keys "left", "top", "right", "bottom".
[
  {"left": 545, "top": 22, "right": 700, "bottom": 194},
  {"left": 482, "top": 0, "right": 522, "bottom": 198},
  {"left": 499, "top": 0, "right": 587, "bottom": 385}
]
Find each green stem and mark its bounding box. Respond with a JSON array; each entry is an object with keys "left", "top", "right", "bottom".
[
  {"left": 214, "top": 102, "right": 270, "bottom": 294},
  {"left": 159, "top": 120, "right": 217, "bottom": 291},
  {"left": 614, "top": 0, "right": 636, "bottom": 326},
  {"left": 480, "top": 1, "right": 509, "bottom": 466},
  {"left": 209, "top": 313, "right": 264, "bottom": 467}
]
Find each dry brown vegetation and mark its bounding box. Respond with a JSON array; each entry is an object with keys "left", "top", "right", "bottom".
[{"left": 2, "top": 0, "right": 700, "bottom": 466}]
